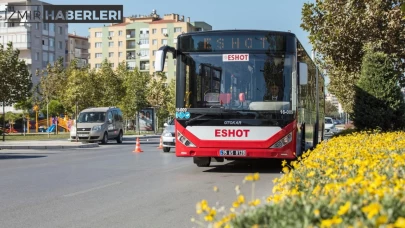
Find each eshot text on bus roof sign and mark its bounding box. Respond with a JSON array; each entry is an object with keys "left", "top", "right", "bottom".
[{"left": 0, "top": 4, "right": 123, "bottom": 23}]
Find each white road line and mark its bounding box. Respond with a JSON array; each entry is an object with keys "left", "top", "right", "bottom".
[{"left": 63, "top": 181, "right": 122, "bottom": 197}]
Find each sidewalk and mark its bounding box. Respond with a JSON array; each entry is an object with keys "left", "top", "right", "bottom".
[
  {"left": 0, "top": 141, "right": 99, "bottom": 150},
  {"left": 0, "top": 135, "right": 162, "bottom": 150}
]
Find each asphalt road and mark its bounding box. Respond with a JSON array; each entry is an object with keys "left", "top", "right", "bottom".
[{"left": 0, "top": 140, "right": 283, "bottom": 228}]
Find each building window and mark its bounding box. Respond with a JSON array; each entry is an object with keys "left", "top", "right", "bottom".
[
  {"left": 58, "top": 26, "right": 63, "bottom": 34},
  {"left": 161, "top": 39, "right": 167, "bottom": 45},
  {"left": 108, "top": 42, "right": 114, "bottom": 47},
  {"left": 140, "top": 49, "right": 148, "bottom": 56},
  {"left": 95, "top": 32, "right": 102, "bottom": 37},
  {"left": 49, "top": 53, "right": 55, "bottom": 63},
  {"left": 35, "top": 23, "right": 39, "bottom": 29},
  {"left": 118, "top": 30, "right": 123, "bottom": 36},
  {"left": 95, "top": 53, "right": 102, "bottom": 58},
  {"left": 118, "top": 52, "right": 123, "bottom": 57},
  {"left": 174, "top": 27, "right": 182, "bottom": 33},
  {"left": 35, "top": 52, "right": 39, "bottom": 61},
  {"left": 95, "top": 42, "right": 102, "bottom": 48},
  {"left": 110, "top": 63, "right": 114, "bottom": 68},
  {"left": 152, "top": 29, "right": 157, "bottom": 34},
  {"left": 139, "top": 39, "right": 149, "bottom": 44},
  {"left": 109, "top": 52, "right": 114, "bottom": 57},
  {"left": 108, "top": 31, "right": 114, "bottom": 37},
  {"left": 43, "top": 23, "right": 48, "bottom": 30},
  {"left": 161, "top": 28, "right": 167, "bottom": 34},
  {"left": 49, "top": 38, "right": 54, "bottom": 47},
  {"left": 42, "top": 52, "right": 48, "bottom": 61},
  {"left": 95, "top": 63, "right": 101, "bottom": 68},
  {"left": 58, "top": 41, "right": 62, "bottom": 49},
  {"left": 127, "top": 61, "right": 135, "bottom": 70},
  {"left": 49, "top": 23, "right": 54, "bottom": 32},
  {"left": 118, "top": 41, "right": 123, "bottom": 47},
  {"left": 152, "top": 50, "right": 156, "bottom": 56},
  {"left": 152, "top": 39, "right": 157, "bottom": 45}
]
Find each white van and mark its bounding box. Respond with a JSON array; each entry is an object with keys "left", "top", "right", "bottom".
[
  {"left": 70, "top": 107, "right": 124, "bottom": 144},
  {"left": 324, "top": 117, "right": 336, "bottom": 136}
]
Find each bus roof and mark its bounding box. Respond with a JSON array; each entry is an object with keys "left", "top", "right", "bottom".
[{"left": 178, "top": 29, "right": 297, "bottom": 38}]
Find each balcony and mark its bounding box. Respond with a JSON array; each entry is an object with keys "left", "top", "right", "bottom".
[
  {"left": 140, "top": 55, "right": 149, "bottom": 60},
  {"left": 126, "top": 41, "right": 136, "bottom": 49},
  {"left": 140, "top": 43, "right": 149, "bottom": 49},
  {"left": 7, "top": 42, "right": 31, "bottom": 50},
  {"left": 139, "top": 34, "right": 149, "bottom": 38},
  {"left": 126, "top": 30, "right": 136, "bottom": 39},
  {"left": 0, "top": 26, "right": 30, "bottom": 33},
  {"left": 20, "top": 58, "right": 32, "bottom": 64},
  {"left": 126, "top": 52, "right": 136, "bottom": 60},
  {"left": 140, "top": 62, "right": 149, "bottom": 71},
  {"left": 42, "top": 30, "right": 55, "bottom": 37}
]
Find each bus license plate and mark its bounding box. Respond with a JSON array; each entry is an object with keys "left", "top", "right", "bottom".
[{"left": 219, "top": 150, "right": 246, "bottom": 156}]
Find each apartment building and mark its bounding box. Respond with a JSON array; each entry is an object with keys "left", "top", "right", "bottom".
[
  {"left": 0, "top": 0, "right": 68, "bottom": 113},
  {"left": 0, "top": 0, "right": 68, "bottom": 86},
  {"left": 326, "top": 93, "right": 343, "bottom": 114},
  {"left": 66, "top": 32, "right": 90, "bottom": 68},
  {"left": 88, "top": 10, "right": 212, "bottom": 82}
]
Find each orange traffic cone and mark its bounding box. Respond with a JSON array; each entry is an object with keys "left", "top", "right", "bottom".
[
  {"left": 133, "top": 137, "right": 143, "bottom": 153},
  {"left": 157, "top": 136, "right": 163, "bottom": 149}
]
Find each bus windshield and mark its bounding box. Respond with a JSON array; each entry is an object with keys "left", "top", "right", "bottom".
[{"left": 182, "top": 53, "right": 293, "bottom": 111}]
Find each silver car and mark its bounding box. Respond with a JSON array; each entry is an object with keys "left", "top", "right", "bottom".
[{"left": 161, "top": 119, "right": 175, "bottom": 152}]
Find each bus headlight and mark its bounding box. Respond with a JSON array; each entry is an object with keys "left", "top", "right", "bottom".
[
  {"left": 177, "top": 131, "right": 196, "bottom": 147},
  {"left": 270, "top": 132, "right": 293, "bottom": 148}
]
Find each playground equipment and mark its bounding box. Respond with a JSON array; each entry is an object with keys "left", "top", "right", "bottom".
[{"left": 36, "top": 117, "right": 72, "bottom": 133}]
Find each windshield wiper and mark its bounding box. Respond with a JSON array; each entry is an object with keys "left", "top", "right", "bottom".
[{"left": 185, "top": 114, "right": 207, "bottom": 125}]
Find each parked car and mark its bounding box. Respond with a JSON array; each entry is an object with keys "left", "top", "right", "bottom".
[
  {"left": 325, "top": 117, "right": 336, "bottom": 136},
  {"left": 161, "top": 119, "right": 175, "bottom": 152},
  {"left": 70, "top": 106, "right": 124, "bottom": 144}
]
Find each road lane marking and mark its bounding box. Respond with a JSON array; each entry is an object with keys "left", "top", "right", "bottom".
[{"left": 63, "top": 181, "right": 122, "bottom": 197}]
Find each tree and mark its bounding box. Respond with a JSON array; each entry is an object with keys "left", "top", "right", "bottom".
[
  {"left": 325, "top": 100, "right": 339, "bottom": 118},
  {"left": 351, "top": 44, "right": 405, "bottom": 131},
  {"left": 0, "top": 42, "right": 32, "bottom": 141},
  {"left": 40, "top": 100, "right": 64, "bottom": 117},
  {"left": 148, "top": 73, "right": 170, "bottom": 127},
  {"left": 62, "top": 60, "right": 98, "bottom": 115},
  {"left": 167, "top": 78, "right": 176, "bottom": 117},
  {"left": 119, "top": 64, "right": 150, "bottom": 120},
  {"left": 301, "top": 0, "right": 405, "bottom": 113},
  {"left": 95, "top": 59, "right": 125, "bottom": 107}
]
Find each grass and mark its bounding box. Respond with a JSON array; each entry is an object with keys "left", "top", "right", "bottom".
[{"left": 1, "top": 133, "right": 70, "bottom": 141}]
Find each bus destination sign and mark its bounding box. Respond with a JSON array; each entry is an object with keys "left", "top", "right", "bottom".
[{"left": 179, "top": 32, "right": 287, "bottom": 52}]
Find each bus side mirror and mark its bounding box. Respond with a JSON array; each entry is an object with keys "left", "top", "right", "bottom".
[
  {"left": 155, "top": 50, "right": 165, "bottom": 72},
  {"left": 154, "top": 46, "right": 177, "bottom": 72},
  {"left": 298, "top": 62, "right": 308, "bottom": 85}
]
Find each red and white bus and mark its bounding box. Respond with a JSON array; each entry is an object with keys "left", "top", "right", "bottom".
[{"left": 155, "top": 30, "right": 325, "bottom": 167}]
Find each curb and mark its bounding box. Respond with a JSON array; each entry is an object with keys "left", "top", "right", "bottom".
[{"left": 0, "top": 143, "right": 99, "bottom": 150}]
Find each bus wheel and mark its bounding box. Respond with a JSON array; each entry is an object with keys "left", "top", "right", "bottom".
[{"left": 193, "top": 157, "right": 211, "bottom": 167}]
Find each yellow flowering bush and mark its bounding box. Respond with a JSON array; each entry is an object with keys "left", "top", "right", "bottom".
[{"left": 192, "top": 131, "right": 405, "bottom": 227}]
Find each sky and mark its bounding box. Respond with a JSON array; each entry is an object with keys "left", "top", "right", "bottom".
[
  {"left": 43, "top": 0, "right": 314, "bottom": 51},
  {"left": 42, "top": 0, "right": 329, "bottom": 85}
]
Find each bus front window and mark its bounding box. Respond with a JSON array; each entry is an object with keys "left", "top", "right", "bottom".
[{"left": 183, "top": 53, "right": 293, "bottom": 111}]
